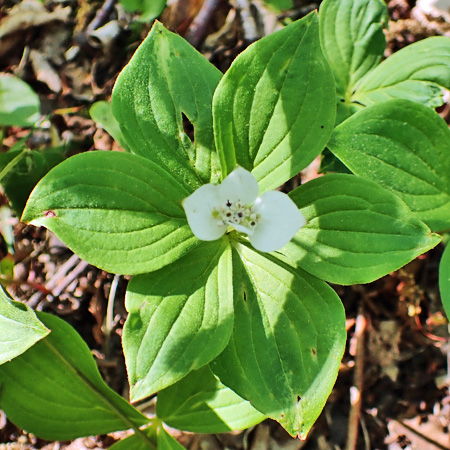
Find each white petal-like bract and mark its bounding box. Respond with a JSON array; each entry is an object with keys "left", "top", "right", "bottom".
[
  {"left": 182, "top": 184, "right": 228, "bottom": 240},
  {"left": 219, "top": 167, "right": 259, "bottom": 205},
  {"left": 250, "top": 191, "right": 306, "bottom": 252},
  {"left": 182, "top": 167, "right": 306, "bottom": 252}
]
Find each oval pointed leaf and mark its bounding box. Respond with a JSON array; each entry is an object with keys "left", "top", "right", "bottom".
[
  {"left": 0, "top": 285, "right": 49, "bottom": 365},
  {"left": 354, "top": 37, "right": 450, "bottom": 107},
  {"left": 123, "top": 240, "right": 233, "bottom": 401},
  {"left": 328, "top": 99, "right": 450, "bottom": 232},
  {"left": 156, "top": 365, "right": 265, "bottom": 433},
  {"left": 211, "top": 245, "right": 346, "bottom": 439},
  {"left": 0, "top": 312, "right": 149, "bottom": 441},
  {"left": 90, "top": 101, "right": 131, "bottom": 152},
  {"left": 109, "top": 422, "right": 185, "bottom": 450},
  {"left": 21, "top": 151, "right": 199, "bottom": 275},
  {"left": 319, "top": 0, "right": 388, "bottom": 96},
  {"left": 281, "top": 174, "right": 441, "bottom": 285},
  {"left": 213, "top": 12, "right": 335, "bottom": 192},
  {"left": 112, "top": 21, "right": 222, "bottom": 187},
  {"left": 0, "top": 75, "right": 40, "bottom": 127},
  {"left": 108, "top": 423, "right": 161, "bottom": 450},
  {"left": 157, "top": 425, "right": 187, "bottom": 450},
  {"left": 1, "top": 147, "right": 65, "bottom": 217}
]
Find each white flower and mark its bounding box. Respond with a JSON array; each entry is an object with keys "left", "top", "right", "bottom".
[{"left": 182, "top": 167, "right": 306, "bottom": 252}]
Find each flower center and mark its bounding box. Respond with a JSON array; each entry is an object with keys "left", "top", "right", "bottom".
[{"left": 212, "top": 199, "right": 261, "bottom": 233}]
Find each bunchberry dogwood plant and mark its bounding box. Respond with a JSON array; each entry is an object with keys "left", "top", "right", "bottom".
[{"left": 0, "top": 1, "right": 447, "bottom": 448}]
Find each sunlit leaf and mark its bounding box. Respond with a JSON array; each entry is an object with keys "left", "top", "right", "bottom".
[{"left": 211, "top": 245, "right": 346, "bottom": 438}]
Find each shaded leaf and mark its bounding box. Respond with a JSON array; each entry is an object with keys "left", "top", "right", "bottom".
[
  {"left": 0, "top": 285, "right": 49, "bottom": 365},
  {"left": 112, "top": 21, "right": 222, "bottom": 187},
  {"left": 110, "top": 422, "right": 185, "bottom": 450},
  {"left": 119, "top": 0, "right": 167, "bottom": 21},
  {"left": 0, "top": 75, "right": 40, "bottom": 127},
  {"left": 156, "top": 365, "right": 265, "bottom": 433},
  {"left": 281, "top": 174, "right": 441, "bottom": 285},
  {"left": 108, "top": 424, "right": 157, "bottom": 450},
  {"left": 90, "top": 101, "right": 131, "bottom": 152},
  {"left": 0, "top": 312, "right": 149, "bottom": 440},
  {"left": 0, "top": 147, "right": 65, "bottom": 217}
]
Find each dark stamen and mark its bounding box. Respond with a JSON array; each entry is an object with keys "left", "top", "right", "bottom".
[{"left": 226, "top": 200, "right": 232, "bottom": 207}]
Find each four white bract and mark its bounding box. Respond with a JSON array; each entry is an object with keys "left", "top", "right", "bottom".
[{"left": 182, "top": 167, "right": 306, "bottom": 252}]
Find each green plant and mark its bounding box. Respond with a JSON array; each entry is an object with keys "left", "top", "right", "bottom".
[{"left": 0, "top": 4, "right": 448, "bottom": 449}]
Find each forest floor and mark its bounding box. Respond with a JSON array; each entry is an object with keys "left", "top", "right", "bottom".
[{"left": 0, "top": 0, "right": 450, "bottom": 449}]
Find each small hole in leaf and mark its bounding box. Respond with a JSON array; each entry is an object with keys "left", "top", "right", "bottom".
[
  {"left": 44, "top": 210, "right": 57, "bottom": 218},
  {"left": 320, "top": 125, "right": 324, "bottom": 129},
  {"left": 181, "top": 112, "right": 194, "bottom": 143},
  {"left": 297, "top": 395, "right": 301, "bottom": 402},
  {"left": 312, "top": 348, "right": 317, "bottom": 356},
  {"left": 243, "top": 292, "right": 247, "bottom": 301}
]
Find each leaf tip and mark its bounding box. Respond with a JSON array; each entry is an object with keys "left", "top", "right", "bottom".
[
  {"left": 430, "top": 232, "right": 443, "bottom": 247},
  {"left": 151, "top": 20, "right": 166, "bottom": 35}
]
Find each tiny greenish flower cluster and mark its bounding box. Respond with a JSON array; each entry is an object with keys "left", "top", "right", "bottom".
[{"left": 212, "top": 200, "right": 260, "bottom": 233}]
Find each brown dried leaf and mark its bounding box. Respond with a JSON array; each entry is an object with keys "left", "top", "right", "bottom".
[
  {"left": 386, "top": 415, "right": 450, "bottom": 450},
  {"left": 368, "top": 320, "right": 401, "bottom": 381},
  {"left": 29, "top": 49, "right": 62, "bottom": 93},
  {"left": 0, "top": 0, "right": 71, "bottom": 39}
]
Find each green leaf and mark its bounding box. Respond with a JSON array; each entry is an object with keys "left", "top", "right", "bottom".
[
  {"left": 213, "top": 12, "right": 335, "bottom": 192},
  {"left": 90, "top": 101, "right": 131, "bottom": 152},
  {"left": 157, "top": 423, "right": 188, "bottom": 450},
  {"left": 0, "top": 285, "right": 49, "bottom": 365},
  {"left": 109, "top": 422, "right": 186, "bottom": 450},
  {"left": 0, "top": 312, "right": 149, "bottom": 441},
  {"left": 0, "top": 147, "right": 65, "bottom": 216},
  {"left": 156, "top": 365, "right": 265, "bottom": 433},
  {"left": 0, "top": 75, "right": 40, "bottom": 127},
  {"left": 108, "top": 423, "right": 158, "bottom": 450},
  {"left": 354, "top": 37, "right": 450, "bottom": 107},
  {"left": 112, "top": 21, "right": 222, "bottom": 187},
  {"left": 262, "top": 0, "right": 293, "bottom": 11},
  {"left": 0, "top": 254, "right": 14, "bottom": 282},
  {"left": 21, "top": 151, "right": 199, "bottom": 275},
  {"left": 211, "top": 245, "right": 346, "bottom": 439},
  {"left": 119, "top": 0, "right": 167, "bottom": 21},
  {"left": 319, "top": 0, "right": 388, "bottom": 97},
  {"left": 0, "top": 148, "right": 21, "bottom": 177},
  {"left": 439, "top": 244, "right": 450, "bottom": 320},
  {"left": 123, "top": 240, "right": 233, "bottom": 401},
  {"left": 328, "top": 99, "right": 450, "bottom": 232},
  {"left": 280, "top": 174, "right": 441, "bottom": 285}
]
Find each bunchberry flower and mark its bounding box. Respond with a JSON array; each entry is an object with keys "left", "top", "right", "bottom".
[{"left": 182, "top": 167, "right": 306, "bottom": 252}]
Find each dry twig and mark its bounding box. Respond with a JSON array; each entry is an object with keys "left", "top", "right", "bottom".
[{"left": 346, "top": 304, "right": 367, "bottom": 450}]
